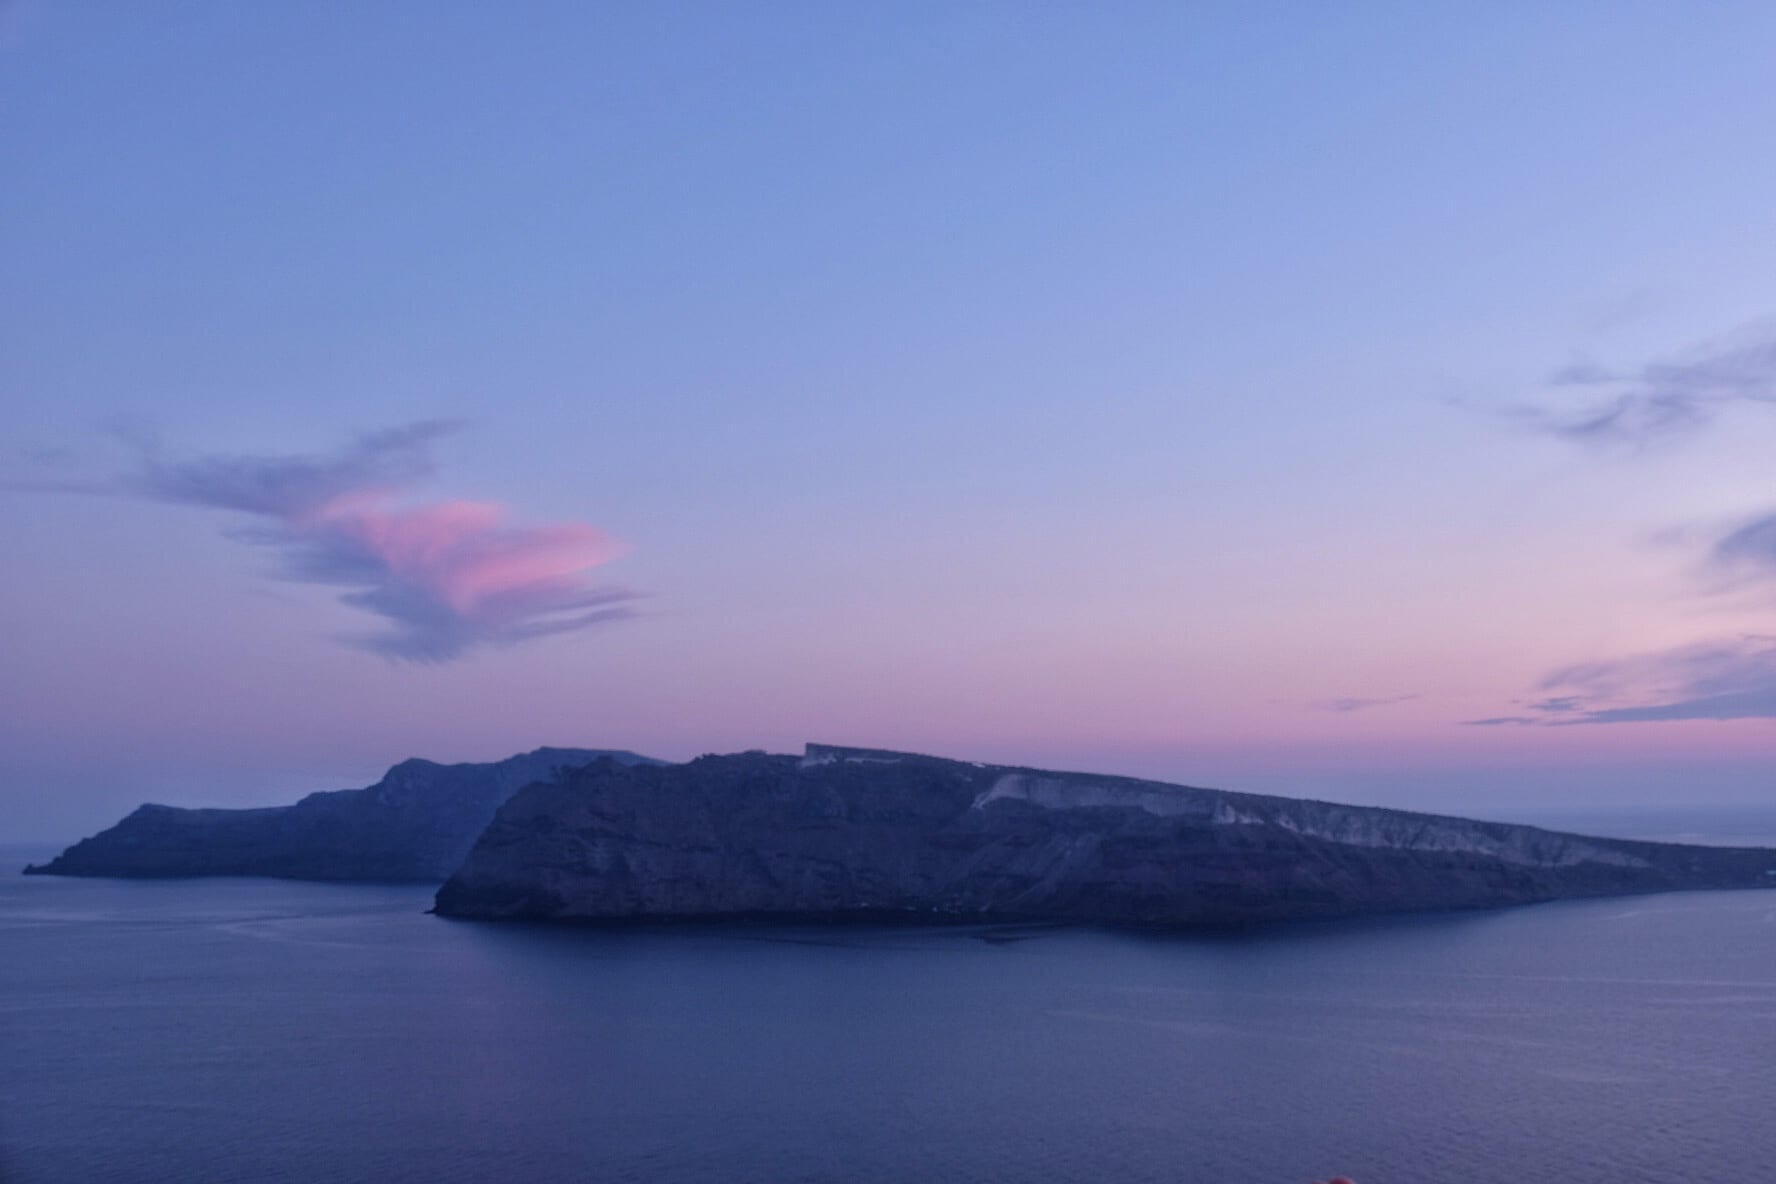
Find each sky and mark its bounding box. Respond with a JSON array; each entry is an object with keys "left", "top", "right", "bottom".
[{"left": 6, "top": 1, "right": 1776, "bottom": 840}]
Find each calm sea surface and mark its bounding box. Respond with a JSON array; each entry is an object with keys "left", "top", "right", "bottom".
[{"left": 3, "top": 829, "right": 1775, "bottom": 1184}]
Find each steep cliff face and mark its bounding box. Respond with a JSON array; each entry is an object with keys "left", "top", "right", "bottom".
[
  {"left": 25, "top": 748, "right": 661, "bottom": 882},
  {"left": 433, "top": 744, "right": 1776, "bottom": 924}
]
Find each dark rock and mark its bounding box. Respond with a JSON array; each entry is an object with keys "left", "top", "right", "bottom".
[
  {"left": 24, "top": 747, "right": 663, "bottom": 882},
  {"left": 433, "top": 744, "right": 1776, "bottom": 925}
]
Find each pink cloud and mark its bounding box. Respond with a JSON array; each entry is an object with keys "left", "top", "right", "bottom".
[
  {"left": 132, "top": 423, "right": 639, "bottom": 661},
  {"left": 314, "top": 498, "right": 626, "bottom": 615}
]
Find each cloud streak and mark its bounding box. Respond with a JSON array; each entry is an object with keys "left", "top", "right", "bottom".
[
  {"left": 1465, "top": 637, "right": 1776, "bottom": 726},
  {"left": 1710, "top": 509, "right": 1776, "bottom": 584},
  {"left": 127, "top": 423, "right": 637, "bottom": 661},
  {"left": 1475, "top": 317, "right": 1776, "bottom": 723},
  {"left": 1523, "top": 320, "right": 1776, "bottom": 443},
  {"left": 1312, "top": 693, "right": 1419, "bottom": 714},
  {"left": 1476, "top": 496, "right": 1776, "bottom": 724}
]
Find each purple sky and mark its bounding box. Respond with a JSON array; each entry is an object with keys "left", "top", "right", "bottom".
[{"left": 6, "top": 3, "right": 1776, "bottom": 839}]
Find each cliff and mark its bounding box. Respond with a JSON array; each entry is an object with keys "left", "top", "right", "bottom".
[
  {"left": 25, "top": 747, "right": 661, "bottom": 882},
  {"left": 433, "top": 744, "right": 1776, "bottom": 924}
]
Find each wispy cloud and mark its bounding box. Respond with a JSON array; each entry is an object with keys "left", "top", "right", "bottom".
[
  {"left": 1481, "top": 494, "right": 1776, "bottom": 724},
  {"left": 1465, "top": 637, "right": 1776, "bottom": 726},
  {"left": 1710, "top": 509, "right": 1776, "bottom": 584},
  {"left": 130, "top": 421, "right": 455, "bottom": 517},
  {"left": 39, "top": 422, "right": 639, "bottom": 662},
  {"left": 1472, "top": 317, "right": 1776, "bottom": 723},
  {"left": 1520, "top": 320, "right": 1776, "bottom": 444},
  {"left": 1312, "top": 693, "right": 1419, "bottom": 714}
]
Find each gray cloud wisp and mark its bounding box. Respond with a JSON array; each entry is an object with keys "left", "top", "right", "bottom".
[
  {"left": 1465, "top": 637, "right": 1776, "bottom": 726},
  {"left": 1474, "top": 317, "right": 1776, "bottom": 723},
  {"left": 1473, "top": 500, "right": 1776, "bottom": 725},
  {"left": 1525, "top": 320, "right": 1776, "bottom": 444},
  {"left": 1312, "top": 693, "right": 1420, "bottom": 714}
]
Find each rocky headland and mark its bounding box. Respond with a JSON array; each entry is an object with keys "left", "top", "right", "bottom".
[
  {"left": 26, "top": 747, "right": 659, "bottom": 882},
  {"left": 433, "top": 744, "right": 1776, "bottom": 925}
]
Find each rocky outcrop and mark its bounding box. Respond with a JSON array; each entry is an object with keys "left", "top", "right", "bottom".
[
  {"left": 25, "top": 747, "right": 661, "bottom": 882},
  {"left": 433, "top": 744, "right": 1776, "bottom": 925}
]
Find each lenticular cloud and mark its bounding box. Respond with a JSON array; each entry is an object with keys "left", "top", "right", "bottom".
[{"left": 132, "top": 422, "right": 637, "bottom": 661}]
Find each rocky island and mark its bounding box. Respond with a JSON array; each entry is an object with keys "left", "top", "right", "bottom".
[
  {"left": 434, "top": 744, "right": 1776, "bottom": 925},
  {"left": 26, "top": 747, "right": 659, "bottom": 882}
]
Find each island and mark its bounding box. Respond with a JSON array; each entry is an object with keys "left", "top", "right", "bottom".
[
  {"left": 433, "top": 744, "right": 1776, "bottom": 925},
  {"left": 25, "top": 747, "right": 661, "bottom": 882}
]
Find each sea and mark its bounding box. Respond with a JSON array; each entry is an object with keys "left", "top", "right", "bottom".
[{"left": 3, "top": 808, "right": 1776, "bottom": 1184}]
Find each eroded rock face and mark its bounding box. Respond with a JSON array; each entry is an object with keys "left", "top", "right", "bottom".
[
  {"left": 433, "top": 744, "right": 1776, "bottom": 925},
  {"left": 25, "top": 748, "right": 662, "bottom": 882}
]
